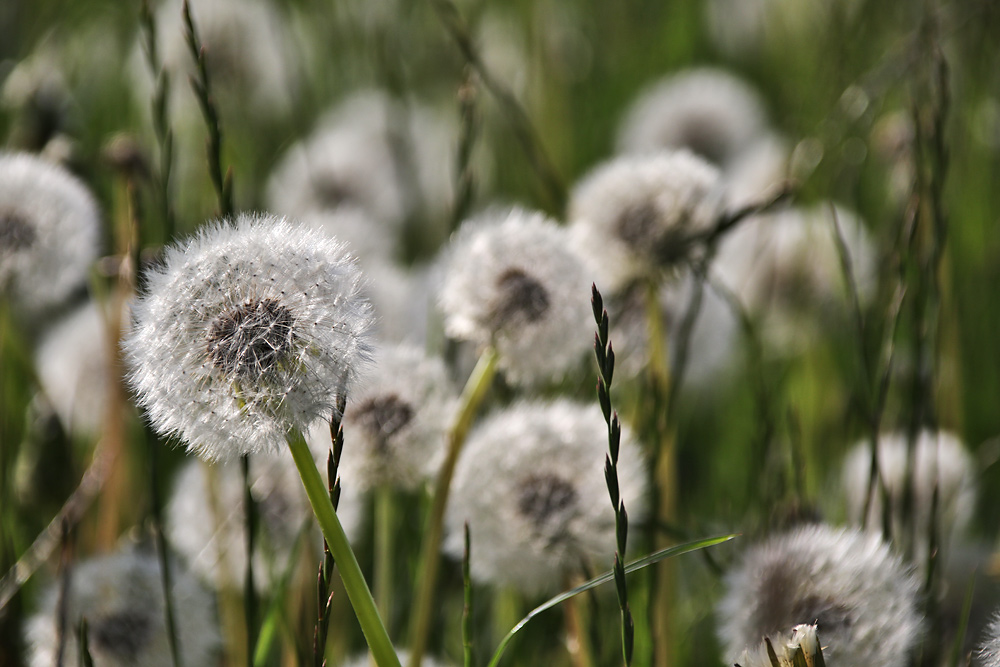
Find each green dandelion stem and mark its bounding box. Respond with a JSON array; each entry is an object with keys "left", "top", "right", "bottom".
[
  {"left": 286, "top": 429, "right": 401, "bottom": 667},
  {"left": 408, "top": 345, "right": 499, "bottom": 667},
  {"left": 374, "top": 484, "right": 395, "bottom": 623}
]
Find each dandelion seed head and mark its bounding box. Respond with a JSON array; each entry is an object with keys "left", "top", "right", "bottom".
[
  {"left": 616, "top": 68, "right": 768, "bottom": 168},
  {"left": 34, "top": 300, "right": 111, "bottom": 438},
  {"left": 0, "top": 152, "right": 100, "bottom": 317},
  {"left": 445, "top": 399, "right": 647, "bottom": 595},
  {"left": 717, "top": 524, "right": 922, "bottom": 667},
  {"left": 123, "top": 213, "right": 374, "bottom": 460},
  {"left": 336, "top": 344, "right": 456, "bottom": 491},
  {"left": 438, "top": 208, "right": 593, "bottom": 385},
  {"left": 713, "top": 203, "right": 876, "bottom": 348},
  {"left": 25, "top": 549, "right": 220, "bottom": 667},
  {"left": 569, "top": 151, "right": 723, "bottom": 290},
  {"left": 977, "top": 613, "right": 1000, "bottom": 667},
  {"left": 166, "top": 447, "right": 362, "bottom": 591},
  {"left": 842, "top": 430, "right": 976, "bottom": 567}
]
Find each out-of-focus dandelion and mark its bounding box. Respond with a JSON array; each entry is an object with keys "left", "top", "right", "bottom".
[
  {"left": 266, "top": 90, "right": 463, "bottom": 243},
  {"left": 842, "top": 430, "right": 976, "bottom": 566},
  {"left": 616, "top": 68, "right": 769, "bottom": 169},
  {"left": 24, "top": 548, "right": 220, "bottom": 667},
  {"left": 717, "top": 523, "right": 922, "bottom": 667},
  {"left": 33, "top": 300, "right": 111, "bottom": 438},
  {"left": 438, "top": 207, "right": 593, "bottom": 385},
  {"left": 166, "top": 450, "right": 363, "bottom": 591},
  {"left": 342, "top": 649, "right": 449, "bottom": 667},
  {"left": 123, "top": 213, "right": 373, "bottom": 460},
  {"left": 0, "top": 152, "right": 100, "bottom": 318},
  {"left": 444, "top": 399, "right": 647, "bottom": 595},
  {"left": 140, "top": 0, "right": 298, "bottom": 119},
  {"left": 335, "top": 344, "right": 457, "bottom": 491},
  {"left": 712, "top": 203, "right": 877, "bottom": 348},
  {"left": 569, "top": 151, "right": 723, "bottom": 291},
  {"left": 362, "top": 260, "right": 434, "bottom": 346}
]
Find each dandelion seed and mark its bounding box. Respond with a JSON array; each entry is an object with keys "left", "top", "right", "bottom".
[
  {"left": 166, "top": 446, "right": 362, "bottom": 591},
  {"left": 334, "top": 343, "right": 457, "bottom": 491},
  {"left": 569, "top": 151, "right": 723, "bottom": 291},
  {"left": 0, "top": 152, "right": 100, "bottom": 318},
  {"left": 444, "top": 399, "right": 647, "bottom": 595},
  {"left": 123, "top": 213, "right": 374, "bottom": 460},
  {"left": 616, "top": 68, "right": 768, "bottom": 169},
  {"left": 34, "top": 300, "right": 111, "bottom": 438},
  {"left": 24, "top": 549, "right": 220, "bottom": 667},
  {"left": 717, "top": 524, "right": 923, "bottom": 667},
  {"left": 842, "top": 430, "right": 976, "bottom": 567},
  {"left": 438, "top": 208, "right": 593, "bottom": 385}
]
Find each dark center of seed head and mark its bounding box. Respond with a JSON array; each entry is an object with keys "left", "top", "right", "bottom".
[
  {"left": 350, "top": 393, "right": 414, "bottom": 447},
  {"left": 517, "top": 473, "right": 578, "bottom": 525},
  {"left": 488, "top": 268, "right": 550, "bottom": 330},
  {"left": 0, "top": 210, "right": 35, "bottom": 253},
  {"left": 89, "top": 610, "right": 154, "bottom": 660},
  {"left": 207, "top": 298, "right": 296, "bottom": 378},
  {"left": 615, "top": 201, "right": 661, "bottom": 251}
]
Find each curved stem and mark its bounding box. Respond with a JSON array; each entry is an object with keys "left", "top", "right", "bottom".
[
  {"left": 374, "top": 484, "right": 395, "bottom": 624},
  {"left": 408, "top": 346, "right": 499, "bottom": 667},
  {"left": 286, "top": 430, "right": 400, "bottom": 667}
]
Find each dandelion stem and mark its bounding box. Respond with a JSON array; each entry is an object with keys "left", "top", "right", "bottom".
[
  {"left": 241, "top": 455, "right": 257, "bottom": 667},
  {"left": 286, "top": 429, "right": 400, "bottom": 667},
  {"left": 462, "top": 523, "right": 473, "bottom": 667},
  {"left": 374, "top": 484, "right": 395, "bottom": 626},
  {"left": 408, "top": 346, "right": 499, "bottom": 667}
]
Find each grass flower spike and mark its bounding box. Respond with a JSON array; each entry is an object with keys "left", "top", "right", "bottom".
[
  {"left": 124, "top": 212, "right": 373, "bottom": 460},
  {"left": 438, "top": 207, "right": 593, "bottom": 385},
  {"left": 0, "top": 152, "right": 101, "bottom": 317},
  {"left": 445, "top": 399, "right": 647, "bottom": 595},
  {"left": 25, "top": 549, "right": 220, "bottom": 667},
  {"left": 717, "top": 524, "right": 922, "bottom": 667}
]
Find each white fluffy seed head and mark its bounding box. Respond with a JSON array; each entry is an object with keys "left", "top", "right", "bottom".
[
  {"left": 266, "top": 89, "right": 463, "bottom": 243},
  {"left": 438, "top": 208, "right": 593, "bottom": 386},
  {"left": 24, "top": 549, "right": 220, "bottom": 667},
  {"left": 143, "top": 0, "right": 298, "bottom": 119},
  {"left": 842, "top": 430, "right": 976, "bottom": 568},
  {"left": 123, "top": 213, "right": 374, "bottom": 460},
  {"left": 717, "top": 524, "right": 923, "bottom": 667},
  {"left": 166, "top": 446, "right": 362, "bottom": 591},
  {"left": 977, "top": 613, "right": 1000, "bottom": 667},
  {"left": 34, "top": 299, "right": 111, "bottom": 438},
  {"left": 616, "top": 68, "right": 768, "bottom": 169},
  {"left": 334, "top": 343, "right": 457, "bottom": 491},
  {"left": 445, "top": 399, "right": 647, "bottom": 595},
  {"left": 0, "top": 152, "right": 100, "bottom": 317},
  {"left": 569, "top": 151, "right": 724, "bottom": 291},
  {"left": 713, "top": 202, "right": 877, "bottom": 348}
]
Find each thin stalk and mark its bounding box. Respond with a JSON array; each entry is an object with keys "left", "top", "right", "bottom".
[
  {"left": 314, "top": 407, "right": 344, "bottom": 667},
  {"left": 286, "top": 430, "right": 400, "bottom": 667},
  {"left": 374, "top": 484, "right": 395, "bottom": 625},
  {"left": 408, "top": 346, "right": 499, "bottom": 667},
  {"left": 241, "top": 455, "right": 257, "bottom": 667},
  {"left": 462, "top": 524, "right": 473, "bottom": 667},
  {"left": 148, "top": 430, "right": 183, "bottom": 667}
]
